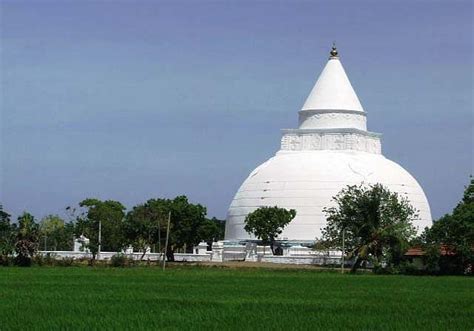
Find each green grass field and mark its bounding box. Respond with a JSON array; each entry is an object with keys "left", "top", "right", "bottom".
[{"left": 0, "top": 266, "right": 472, "bottom": 330}]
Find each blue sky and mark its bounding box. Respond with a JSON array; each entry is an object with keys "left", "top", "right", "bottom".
[{"left": 1, "top": 1, "right": 472, "bottom": 222}]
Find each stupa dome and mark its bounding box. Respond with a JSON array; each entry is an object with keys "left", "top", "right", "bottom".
[{"left": 225, "top": 46, "right": 432, "bottom": 242}]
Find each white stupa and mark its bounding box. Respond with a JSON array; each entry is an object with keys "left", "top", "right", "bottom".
[{"left": 225, "top": 45, "right": 432, "bottom": 242}]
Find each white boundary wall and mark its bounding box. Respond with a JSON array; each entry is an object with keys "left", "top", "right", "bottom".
[
  {"left": 38, "top": 251, "right": 212, "bottom": 262},
  {"left": 39, "top": 241, "right": 342, "bottom": 265}
]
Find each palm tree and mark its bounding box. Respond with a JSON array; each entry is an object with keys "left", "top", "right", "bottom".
[{"left": 323, "top": 184, "right": 417, "bottom": 273}]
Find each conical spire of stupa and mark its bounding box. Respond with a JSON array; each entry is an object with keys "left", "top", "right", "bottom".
[{"left": 301, "top": 44, "right": 364, "bottom": 113}]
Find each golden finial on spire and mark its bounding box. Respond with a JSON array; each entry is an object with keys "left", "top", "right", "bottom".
[{"left": 330, "top": 42, "right": 338, "bottom": 57}]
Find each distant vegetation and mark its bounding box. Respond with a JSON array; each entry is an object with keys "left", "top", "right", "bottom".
[
  {"left": 0, "top": 179, "right": 472, "bottom": 275},
  {"left": 0, "top": 195, "right": 225, "bottom": 266},
  {"left": 316, "top": 179, "right": 473, "bottom": 275},
  {"left": 415, "top": 177, "right": 474, "bottom": 274}
]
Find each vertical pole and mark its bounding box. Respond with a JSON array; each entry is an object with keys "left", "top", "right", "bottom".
[
  {"left": 44, "top": 235, "right": 47, "bottom": 251},
  {"left": 341, "top": 227, "right": 345, "bottom": 274},
  {"left": 158, "top": 216, "right": 161, "bottom": 253},
  {"left": 98, "top": 220, "right": 102, "bottom": 260},
  {"left": 162, "top": 211, "right": 171, "bottom": 271}
]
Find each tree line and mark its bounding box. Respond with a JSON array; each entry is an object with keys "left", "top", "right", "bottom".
[
  {"left": 0, "top": 195, "right": 225, "bottom": 266},
  {"left": 244, "top": 178, "right": 473, "bottom": 275},
  {"left": 1, "top": 179, "right": 472, "bottom": 274}
]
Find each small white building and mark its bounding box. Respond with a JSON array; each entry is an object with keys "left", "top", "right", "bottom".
[
  {"left": 73, "top": 235, "right": 90, "bottom": 252},
  {"left": 225, "top": 45, "right": 432, "bottom": 243}
]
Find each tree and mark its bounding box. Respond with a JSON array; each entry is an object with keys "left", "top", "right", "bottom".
[
  {"left": 0, "top": 205, "right": 16, "bottom": 265},
  {"left": 198, "top": 217, "right": 225, "bottom": 248},
  {"left": 74, "top": 199, "right": 126, "bottom": 258},
  {"left": 129, "top": 196, "right": 208, "bottom": 261},
  {"left": 124, "top": 202, "right": 165, "bottom": 260},
  {"left": 15, "top": 212, "right": 40, "bottom": 266},
  {"left": 419, "top": 178, "right": 474, "bottom": 274},
  {"left": 125, "top": 197, "right": 220, "bottom": 260},
  {"left": 322, "top": 184, "right": 417, "bottom": 273},
  {"left": 163, "top": 196, "right": 208, "bottom": 261},
  {"left": 244, "top": 206, "right": 296, "bottom": 254},
  {"left": 39, "top": 215, "right": 74, "bottom": 251},
  {"left": 462, "top": 177, "right": 474, "bottom": 204}
]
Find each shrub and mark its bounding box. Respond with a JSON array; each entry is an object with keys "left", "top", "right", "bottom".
[
  {"left": 14, "top": 255, "right": 32, "bottom": 267},
  {"left": 373, "top": 265, "right": 399, "bottom": 275},
  {"left": 33, "top": 254, "right": 45, "bottom": 266},
  {"left": 399, "top": 262, "right": 427, "bottom": 275},
  {"left": 14, "top": 239, "right": 38, "bottom": 266},
  {"left": 110, "top": 253, "right": 131, "bottom": 267},
  {"left": 44, "top": 253, "right": 56, "bottom": 266},
  {"left": 0, "top": 256, "right": 13, "bottom": 266},
  {"left": 33, "top": 253, "right": 57, "bottom": 266},
  {"left": 56, "top": 257, "right": 75, "bottom": 267}
]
